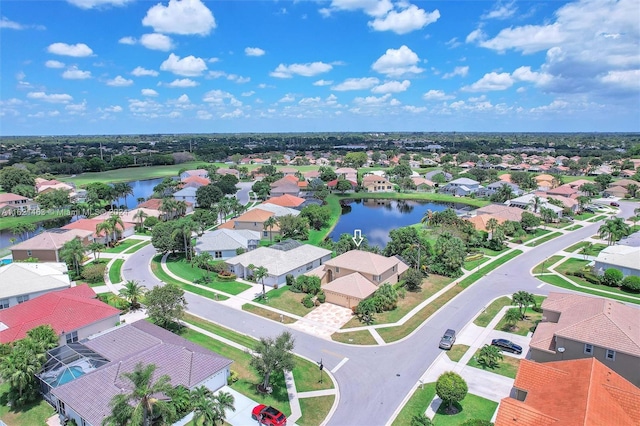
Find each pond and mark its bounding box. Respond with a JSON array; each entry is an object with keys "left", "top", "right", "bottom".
[{"left": 329, "top": 199, "right": 471, "bottom": 249}]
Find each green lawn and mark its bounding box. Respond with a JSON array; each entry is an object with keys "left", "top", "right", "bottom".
[
  {"left": 97, "top": 293, "right": 129, "bottom": 309},
  {"left": 292, "top": 359, "right": 334, "bottom": 392},
  {"left": 330, "top": 329, "right": 378, "bottom": 345},
  {"left": 511, "top": 228, "right": 550, "bottom": 244},
  {"left": 342, "top": 275, "right": 453, "bottom": 327},
  {"left": 335, "top": 192, "right": 490, "bottom": 208},
  {"left": 104, "top": 238, "right": 144, "bottom": 253},
  {"left": 297, "top": 395, "right": 335, "bottom": 426},
  {"left": 524, "top": 231, "right": 563, "bottom": 247},
  {"left": 0, "top": 211, "right": 72, "bottom": 231},
  {"left": 463, "top": 256, "right": 490, "bottom": 271},
  {"left": 573, "top": 212, "right": 595, "bottom": 220},
  {"left": 164, "top": 255, "right": 251, "bottom": 295},
  {"left": 182, "top": 313, "right": 258, "bottom": 348},
  {"left": 150, "top": 255, "right": 229, "bottom": 301},
  {"left": 391, "top": 383, "right": 437, "bottom": 426},
  {"left": 0, "top": 382, "right": 55, "bottom": 426},
  {"left": 555, "top": 258, "right": 590, "bottom": 275},
  {"left": 306, "top": 195, "right": 341, "bottom": 246},
  {"left": 458, "top": 250, "right": 523, "bottom": 288},
  {"left": 446, "top": 344, "right": 470, "bottom": 362},
  {"left": 565, "top": 224, "right": 583, "bottom": 231},
  {"left": 253, "top": 286, "right": 313, "bottom": 317},
  {"left": 109, "top": 258, "right": 124, "bottom": 284},
  {"left": 473, "top": 296, "right": 512, "bottom": 327},
  {"left": 432, "top": 393, "right": 498, "bottom": 425},
  {"left": 538, "top": 273, "right": 640, "bottom": 304},
  {"left": 467, "top": 350, "right": 521, "bottom": 379},
  {"left": 242, "top": 304, "right": 297, "bottom": 324},
  {"left": 495, "top": 307, "right": 543, "bottom": 336},
  {"left": 59, "top": 161, "right": 205, "bottom": 186},
  {"left": 532, "top": 255, "right": 564, "bottom": 274},
  {"left": 123, "top": 240, "right": 151, "bottom": 253},
  {"left": 477, "top": 246, "right": 509, "bottom": 256}
]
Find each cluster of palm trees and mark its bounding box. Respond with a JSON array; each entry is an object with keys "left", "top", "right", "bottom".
[
  {"left": 103, "top": 362, "right": 235, "bottom": 426},
  {"left": 117, "top": 280, "right": 146, "bottom": 310},
  {"left": 598, "top": 217, "right": 632, "bottom": 246},
  {"left": 213, "top": 197, "right": 246, "bottom": 224},
  {"left": 96, "top": 213, "right": 126, "bottom": 247},
  {"left": 159, "top": 198, "right": 189, "bottom": 221}
]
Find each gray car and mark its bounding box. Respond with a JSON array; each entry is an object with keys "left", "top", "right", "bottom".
[{"left": 439, "top": 329, "right": 456, "bottom": 350}]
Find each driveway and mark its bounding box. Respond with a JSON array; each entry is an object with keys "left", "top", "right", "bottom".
[{"left": 122, "top": 215, "right": 638, "bottom": 426}]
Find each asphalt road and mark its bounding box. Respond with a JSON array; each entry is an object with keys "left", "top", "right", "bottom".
[
  {"left": 122, "top": 201, "right": 639, "bottom": 426},
  {"left": 235, "top": 181, "right": 253, "bottom": 206}
]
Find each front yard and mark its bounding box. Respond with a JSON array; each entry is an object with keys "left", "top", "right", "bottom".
[
  {"left": 164, "top": 254, "right": 251, "bottom": 295},
  {"left": 432, "top": 393, "right": 498, "bottom": 425},
  {"left": 495, "top": 307, "right": 543, "bottom": 336},
  {"left": 103, "top": 238, "right": 145, "bottom": 253},
  {"left": 467, "top": 349, "right": 521, "bottom": 379},
  {"left": 252, "top": 285, "right": 314, "bottom": 317}
]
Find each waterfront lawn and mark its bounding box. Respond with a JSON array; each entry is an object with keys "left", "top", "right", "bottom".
[
  {"left": 330, "top": 330, "right": 378, "bottom": 345},
  {"left": 432, "top": 393, "right": 498, "bottom": 425},
  {"left": 0, "top": 211, "right": 71, "bottom": 232},
  {"left": 164, "top": 254, "right": 250, "bottom": 295},
  {"left": 342, "top": 275, "right": 453, "bottom": 328},
  {"left": 104, "top": 238, "right": 144, "bottom": 253},
  {"left": 253, "top": 286, "right": 313, "bottom": 317},
  {"left": 467, "top": 349, "right": 520, "bottom": 379},
  {"left": 446, "top": 344, "right": 470, "bottom": 362},
  {"left": 306, "top": 195, "right": 341, "bottom": 246},
  {"left": 242, "top": 304, "right": 297, "bottom": 324},
  {"left": 335, "top": 192, "right": 489, "bottom": 208},
  {"left": 525, "top": 231, "right": 562, "bottom": 247},
  {"left": 390, "top": 383, "right": 437, "bottom": 426},
  {"left": 297, "top": 396, "right": 335, "bottom": 426},
  {"left": 473, "top": 296, "right": 512, "bottom": 327},
  {"left": 109, "top": 259, "right": 124, "bottom": 284},
  {"left": 0, "top": 383, "right": 55, "bottom": 426},
  {"left": 532, "top": 255, "right": 564, "bottom": 274}
]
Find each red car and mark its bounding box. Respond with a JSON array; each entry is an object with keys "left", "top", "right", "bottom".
[
  {"left": 610, "top": 202, "right": 620, "bottom": 207},
  {"left": 252, "top": 404, "right": 287, "bottom": 426}
]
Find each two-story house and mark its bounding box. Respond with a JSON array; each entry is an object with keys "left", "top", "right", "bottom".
[
  {"left": 361, "top": 175, "right": 394, "bottom": 192},
  {"left": 439, "top": 177, "right": 482, "bottom": 196}
]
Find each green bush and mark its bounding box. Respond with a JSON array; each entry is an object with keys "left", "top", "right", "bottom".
[
  {"left": 286, "top": 274, "right": 295, "bottom": 287},
  {"left": 602, "top": 268, "right": 623, "bottom": 287},
  {"left": 82, "top": 263, "right": 106, "bottom": 283},
  {"left": 302, "top": 294, "right": 314, "bottom": 308},
  {"left": 317, "top": 291, "right": 326, "bottom": 303},
  {"left": 227, "top": 369, "right": 239, "bottom": 385},
  {"left": 621, "top": 276, "right": 640, "bottom": 292}
]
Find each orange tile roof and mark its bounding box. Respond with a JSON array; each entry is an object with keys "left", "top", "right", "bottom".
[
  {"left": 234, "top": 208, "right": 275, "bottom": 222},
  {"left": 181, "top": 176, "right": 210, "bottom": 186},
  {"left": 62, "top": 218, "right": 134, "bottom": 236},
  {"left": 0, "top": 193, "right": 29, "bottom": 203},
  {"left": 466, "top": 214, "right": 507, "bottom": 231},
  {"left": 265, "top": 194, "right": 305, "bottom": 207},
  {"left": 495, "top": 358, "right": 640, "bottom": 426}
]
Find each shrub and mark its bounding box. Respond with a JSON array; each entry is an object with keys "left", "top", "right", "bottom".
[
  {"left": 82, "top": 263, "right": 106, "bottom": 283},
  {"left": 602, "top": 268, "right": 623, "bottom": 287},
  {"left": 211, "top": 262, "right": 228, "bottom": 274},
  {"left": 572, "top": 270, "right": 585, "bottom": 278},
  {"left": 227, "top": 370, "right": 239, "bottom": 385},
  {"left": 302, "top": 294, "right": 314, "bottom": 308},
  {"left": 621, "top": 276, "right": 640, "bottom": 292},
  {"left": 286, "top": 274, "right": 295, "bottom": 287},
  {"left": 317, "top": 291, "right": 326, "bottom": 303}
]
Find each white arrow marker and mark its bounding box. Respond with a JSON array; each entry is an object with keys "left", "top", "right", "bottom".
[{"left": 352, "top": 229, "right": 363, "bottom": 247}]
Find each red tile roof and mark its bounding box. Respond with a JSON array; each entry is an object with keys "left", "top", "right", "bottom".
[
  {"left": 495, "top": 358, "right": 640, "bottom": 426},
  {"left": 265, "top": 194, "right": 305, "bottom": 207},
  {"left": 0, "top": 285, "right": 120, "bottom": 343}
]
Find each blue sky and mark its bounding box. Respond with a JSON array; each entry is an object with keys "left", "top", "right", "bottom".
[{"left": 1, "top": 0, "right": 638, "bottom": 136}]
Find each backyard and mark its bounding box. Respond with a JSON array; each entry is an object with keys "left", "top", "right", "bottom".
[{"left": 0, "top": 383, "right": 55, "bottom": 426}]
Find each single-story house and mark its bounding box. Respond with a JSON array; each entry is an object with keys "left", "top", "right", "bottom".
[
  {"left": 593, "top": 245, "right": 640, "bottom": 277},
  {"left": 410, "top": 177, "right": 434, "bottom": 191},
  {"left": 216, "top": 168, "right": 240, "bottom": 178},
  {"left": 604, "top": 185, "right": 628, "bottom": 198},
  {"left": 506, "top": 194, "right": 564, "bottom": 217},
  {"left": 226, "top": 240, "right": 332, "bottom": 286},
  {"left": 0, "top": 262, "right": 71, "bottom": 309},
  {"left": 495, "top": 358, "right": 640, "bottom": 426},
  {"left": 179, "top": 169, "right": 208, "bottom": 180},
  {"left": 439, "top": 177, "right": 481, "bottom": 196},
  {"left": 46, "top": 320, "right": 232, "bottom": 426},
  {"left": 335, "top": 167, "right": 358, "bottom": 182},
  {"left": 10, "top": 229, "right": 93, "bottom": 262},
  {"left": 62, "top": 218, "right": 135, "bottom": 245},
  {"left": 476, "top": 181, "right": 522, "bottom": 198},
  {"left": 266, "top": 194, "right": 306, "bottom": 208},
  {"left": 137, "top": 198, "right": 194, "bottom": 214},
  {"left": 546, "top": 184, "right": 578, "bottom": 198},
  {"left": 465, "top": 214, "right": 508, "bottom": 232},
  {"left": 218, "top": 208, "right": 277, "bottom": 238},
  {"left": 475, "top": 204, "right": 536, "bottom": 222},
  {"left": 327, "top": 179, "right": 357, "bottom": 192},
  {"left": 361, "top": 175, "right": 394, "bottom": 192},
  {"left": 195, "top": 229, "right": 260, "bottom": 259},
  {"left": 180, "top": 176, "right": 210, "bottom": 187},
  {"left": 0, "top": 285, "right": 120, "bottom": 345},
  {"left": 173, "top": 186, "right": 198, "bottom": 207}
]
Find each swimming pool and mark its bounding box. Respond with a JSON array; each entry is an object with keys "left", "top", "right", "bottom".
[{"left": 45, "top": 366, "right": 86, "bottom": 387}]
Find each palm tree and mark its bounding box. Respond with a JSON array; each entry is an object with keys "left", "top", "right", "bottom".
[
  {"left": 576, "top": 195, "right": 591, "bottom": 212},
  {"left": 580, "top": 242, "right": 594, "bottom": 260},
  {"left": 113, "top": 182, "right": 134, "bottom": 207},
  {"left": 486, "top": 218, "right": 498, "bottom": 239},
  {"left": 87, "top": 241, "right": 105, "bottom": 263},
  {"left": 119, "top": 280, "right": 147, "bottom": 309},
  {"left": 191, "top": 386, "right": 217, "bottom": 426},
  {"left": 160, "top": 198, "right": 178, "bottom": 221},
  {"left": 103, "top": 363, "right": 174, "bottom": 426},
  {"left": 213, "top": 391, "right": 235, "bottom": 424},
  {"left": 528, "top": 195, "right": 542, "bottom": 213},
  {"left": 60, "top": 237, "right": 86, "bottom": 276},
  {"left": 168, "top": 385, "right": 192, "bottom": 420},
  {"left": 599, "top": 217, "right": 631, "bottom": 245},
  {"left": 627, "top": 183, "right": 638, "bottom": 198},
  {"left": 504, "top": 308, "right": 521, "bottom": 330},
  {"left": 512, "top": 291, "right": 535, "bottom": 319},
  {"left": 133, "top": 209, "right": 148, "bottom": 232},
  {"left": 263, "top": 216, "right": 278, "bottom": 242},
  {"left": 175, "top": 200, "right": 188, "bottom": 218},
  {"left": 248, "top": 263, "right": 269, "bottom": 299},
  {"left": 172, "top": 219, "right": 195, "bottom": 261},
  {"left": 477, "top": 344, "right": 503, "bottom": 369},
  {"left": 0, "top": 341, "right": 46, "bottom": 406}
]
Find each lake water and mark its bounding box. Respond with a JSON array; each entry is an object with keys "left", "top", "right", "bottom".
[
  {"left": 0, "top": 177, "right": 164, "bottom": 251},
  {"left": 329, "top": 199, "right": 469, "bottom": 248}
]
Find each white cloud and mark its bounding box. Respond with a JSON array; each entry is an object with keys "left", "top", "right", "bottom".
[
  {"left": 160, "top": 53, "right": 207, "bottom": 76},
  {"left": 512, "top": 66, "right": 552, "bottom": 86},
  {"left": 65, "top": 101, "right": 87, "bottom": 113},
  {"left": 403, "top": 105, "right": 427, "bottom": 113},
  {"left": 371, "top": 45, "right": 424, "bottom": 77},
  {"left": 465, "top": 29, "right": 485, "bottom": 44},
  {"left": 1, "top": 17, "right": 24, "bottom": 29},
  {"left": 165, "top": 78, "right": 198, "bottom": 87},
  {"left": 118, "top": 36, "right": 136, "bottom": 45},
  {"left": 279, "top": 93, "right": 296, "bottom": 103},
  {"left": 142, "top": 0, "right": 216, "bottom": 36},
  {"left": 445, "top": 37, "right": 462, "bottom": 49},
  {"left": 67, "top": 0, "right": 133, "bottom": 9},
  {"left": 47, "top": 42, "right": 93, "bottom": 57},
  {"left": 62, "top": 66, "right": 92, "bottom": 79},
  {"left": 462, "top": 72, "right": 513, "bottom": 92},
  {"left": 371, "top": 80, "right": 410, "bottom": 94},
  {"left": 326, "top": 0, "right": 393, "bottom": 18},
  {"left": 423, "top": 89, "right": 455, "bottom": 100},
  {"left": 245, "top": 47, "right": 265, "bottom": 57},
  {"left": 142, "top": 88, "right": 159, "bottom": 96},
  {"left": 106, "top": 75, "right": 134, "bottom": 87},
  {"left": 176, "top": 94, "right": 190, "bottom": 103},
  {"left": 369, "top": 5, "right": 440, "bottom": 35},
  {"left": 221, "top": 109, "right": 244, "bottom": 119},
  {"left": 270, "top": 62, "right": 333, "bottom": 78},
  {"left": 332, "top": 77, "right": 379, "bottom": 91},
  {"left": 241, "top": 91, "right": 255, "bottom": 97},
  {"left": 443, "top": 66, "right": 469, "bottom": 79},
  {"left": 104, "top": 105, "right": 123, "bottom": 112},
  {"left": 27, "top": 91, "right": 73, "bottom": 103},
  {"left": 313, "top": 79, "right": 333, "bottom": 86},
  {"left": 481, "top": 1, "right": 517, "bottom": 20},
  {"left": 45, "top": 60, "right": 65, "bottom": 69},
  {"left": 353, "top": 93, "right": 392, "bottom": 105},
  {"left": 196, "top": 110, "right": 213, "bottom": 120},
  {"left": 140, "top": 33, "right": 174, "bottom": 51},
  {"left": 132, "top": 66, "right": 159, "bottom": 77},
  {"left": 601, "top": 69, "right": 640, "bottom": 89},
  {"left": 479, "top": 23, "right": 565, "bottom": 54},
  {"left": 203, "top": 89, "right": 241, "bottom": 106},
  {"left": 227, "top": 74, "right": 251, "bottom": 83}
]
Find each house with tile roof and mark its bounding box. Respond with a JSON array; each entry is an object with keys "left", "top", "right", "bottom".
[
  {"left": 195, "top": 229, "right": 260, "bottom": 259},
  {"left": 593, "top": 245, "right": 640, "bottom": 278},
  {"left": 179, "top": 169, "right": 208, "bottom": 180},
  {"left": 529, "top": 292, "right": 640, "bottom": 386},
  {"left": 362, "top": 175, "right": 394, "bottom": 192},
  {"left": 0, "top": 192, "right": 39, "bottom": 214},
  {"left": 439, "top": 177, "right": 482, "bottom": 196},
  {"left": 506, "top": 194, "right": 564, "bottom": 217},
  {"left": 0, "top": 285, "right": 120, "bottom": 345},
  {"left": 307, "top": 250, "right": 409, "bottom": 308},
  {"left": 0, "top": 262, "right": 71, "bottom": 309},
  {"left": 225, "top": 241, "right": 332, "bottom": 286},
  {"left": 218, "top": 207, "right": 278, "bottom": 237},
  {"left": 173, "top": 186, "right": 199, "bottom": 207},
  {"left": 546, "top": 184, "right": 578, "bottom": 198},
  {"left": 476, "top": 181, "right": 523, "bottom": 198},
  {"left": 265, "top": 194, "right": 306, "bottom": 208},
  {"left": 62, "top": 218, "right": 135, "bottom": 245},
  {"left": 180, "top": 175, "right": 210, "bottom": 187},
  {"left": 46, "top": 320, "right": 232, "bottom": 426},
  {"left": 10, "top": 229, "right": 93, "bottom": 262},
  {"left": 495, "top": 358, "right": 640, "bottom": 426}
]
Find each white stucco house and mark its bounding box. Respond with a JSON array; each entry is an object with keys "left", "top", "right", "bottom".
[
  {"left": 440, "top": 177, "right": 482, "bottom": 196},
  {"left": 593, "top": 245, "right": 640, "bottom": 278},
  {"left": 173, "top": 186, "right": 198, "bottom": 207},
  {"left": 195, "top": 229, "right": 260, "bottom": 259},
  {"left": 0, "top": 262, "right": 71, "bottom": 309}
]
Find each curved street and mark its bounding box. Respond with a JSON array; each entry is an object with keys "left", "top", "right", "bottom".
[{"left": 122, "top": 202, "right": 638, "bottom": 426}]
